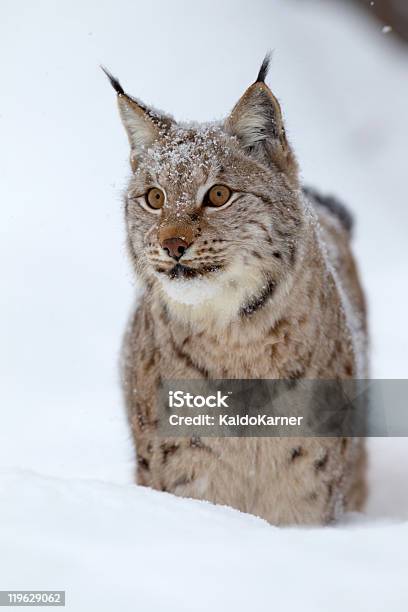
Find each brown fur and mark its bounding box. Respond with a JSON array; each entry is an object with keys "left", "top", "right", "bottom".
[{"left": 107, "top": 62, "right": 368, "bottom": 525}]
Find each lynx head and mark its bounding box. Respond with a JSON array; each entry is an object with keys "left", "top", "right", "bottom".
[{"left": 105, "top": 57, "right": 304, "bottom": 325}]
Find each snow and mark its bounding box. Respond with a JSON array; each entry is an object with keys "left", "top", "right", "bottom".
[
  {"left": 1, "top": 0, "right": 407, "bottom": 610},
  {"left": 1, "top": 455, "right": 408, "bottom": 611}
]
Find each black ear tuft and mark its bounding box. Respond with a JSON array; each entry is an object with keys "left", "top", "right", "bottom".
[
  {"left": 255, "top": 52, "right": 272, "bottom": 84},
  {"left": 101, "top": 65, "right": 125, "bottom": 95}
]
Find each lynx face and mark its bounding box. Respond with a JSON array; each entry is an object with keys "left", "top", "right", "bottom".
[{"left": 106, "top": 59, "right": 303, "bottom": 318}]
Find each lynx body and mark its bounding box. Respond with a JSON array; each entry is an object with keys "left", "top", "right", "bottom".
[{"left": 106, "top": 58, "right": 368, "bottom": 525}]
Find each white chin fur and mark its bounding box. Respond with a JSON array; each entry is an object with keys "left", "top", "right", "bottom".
[{"left": 157, "top": 274, "right": 223, "bottom": 306}]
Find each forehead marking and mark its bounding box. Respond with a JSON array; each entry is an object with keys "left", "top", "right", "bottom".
[
  {"left": 136, "top": 125, "right": 231, "bottom": 213},
  {"left": 139, "top": 124, "right": 231, "bottom": 183}
]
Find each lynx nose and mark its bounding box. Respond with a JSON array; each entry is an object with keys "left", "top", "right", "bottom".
[{"left": 161, "top": 237, "right": 190, "bottom": 261}]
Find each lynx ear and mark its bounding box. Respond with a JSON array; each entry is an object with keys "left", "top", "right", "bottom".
[
  {"left": 102, "top": 67, "right": 170, "bottom": 170},
  {"left": 225, "top": 56, "right": 297, "bottom": 180}
]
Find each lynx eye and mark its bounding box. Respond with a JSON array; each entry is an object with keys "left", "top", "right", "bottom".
[
  {"left": 146, "top": 187, "right": 165, "bottom": 210},
  {"left": 206, "top": 185, "right": 232, "bottom": 208}
]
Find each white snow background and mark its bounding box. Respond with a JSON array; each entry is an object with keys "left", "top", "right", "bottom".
[{"left": 1, "top": 0, "right": 408, "bottom": 610}]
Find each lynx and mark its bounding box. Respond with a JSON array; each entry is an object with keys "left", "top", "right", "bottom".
[{"left": 105, "top": 56, "right": 368, "bottom": 525}]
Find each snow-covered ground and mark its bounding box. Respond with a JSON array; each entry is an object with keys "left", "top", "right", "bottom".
[{"left": 1, "top": 0, "right": 407, "bottom": 609}]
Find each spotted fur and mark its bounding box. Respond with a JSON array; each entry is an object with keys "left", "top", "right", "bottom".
[{"left": 107, "top": 59, "right": 368, "bottom": 525}]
